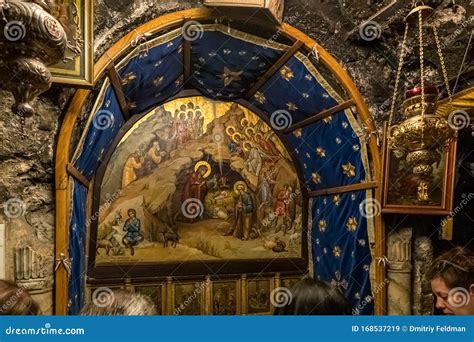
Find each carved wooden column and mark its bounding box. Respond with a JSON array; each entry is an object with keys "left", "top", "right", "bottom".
[
  {"left": 412, "top": 236, "right": 434, "bottom": 315},
  {"left": 386, "top": 227, "right": 412, "bottom": 315},
  {"left": 14, "top": 246, "right": 53, "bottom": 314}
]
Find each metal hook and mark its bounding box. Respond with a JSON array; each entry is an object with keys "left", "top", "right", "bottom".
[
  {"left": 55, "top": 252, "right": 72, "bottom": 277},
  {"left": 376, "top": 256, "right": 390, "bottom": 267},
  {"left": 309, "top": 46, "right": 319, "bottom": 63}
]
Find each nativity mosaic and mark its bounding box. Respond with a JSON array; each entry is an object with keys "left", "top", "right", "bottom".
[{"left": 95, "top": 96, "right": 303, "bottom": 264}]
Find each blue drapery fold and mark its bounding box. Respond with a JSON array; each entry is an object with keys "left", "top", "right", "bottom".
[
  {"left": 286, "top": 110, "right": 366, "bottom": 191},
  {"left": 189, "top": 30, "right": 284, "bottom": 100},
  {"left": 72, "top": 83, "right": 124, "bottom": 179},
  {"left": 311, "top": 189, "right": 374, "bottom": 315},
  {"left": 68, "top": 179, "right": 88, "bottom": 315},
  {"left": 118, "top": 35, "right": 184, "bottom": 115},
  {"left": 252, "top": 55, "right": 339, "bottom": 123}
]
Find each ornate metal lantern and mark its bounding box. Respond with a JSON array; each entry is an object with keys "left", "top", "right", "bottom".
[
  {"left": 0, "top": 0, "right": 67, "bottom": 120},
  {"left": 387, "top": 4, "right": 455, "bottom": 203}
]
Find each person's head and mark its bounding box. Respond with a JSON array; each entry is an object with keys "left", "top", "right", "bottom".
[
  {"left": 187, "top": 111, "right": 193, "bottom": 119},
  {"left": 127, "top": 209, "right": 136, "bottom": 218},
  {"left": 131, "top": 151, "right": 141, "bottom": 162},
  {"left": 274, "top": 277, "right": 350, "bottom": 315},
  {"left": 426, "top": 247, "right": 474, "bottom": 315},
  {"left": 80, "top": 290, "right": 156, "bottom": 316},
  {"left": 0, "top": 280, "right": 39, "bottom": 315},
  {"left": 197, "top": 165, "right": 207, "bottom": 176}
]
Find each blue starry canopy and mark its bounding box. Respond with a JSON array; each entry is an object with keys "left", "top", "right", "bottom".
[{"left": 68, "top": 24, "right": 375, "bottom": 315}]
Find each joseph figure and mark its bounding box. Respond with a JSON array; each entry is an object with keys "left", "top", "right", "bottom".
[{"left": 224, "top": 183, "right": 254, "bottom": 240}]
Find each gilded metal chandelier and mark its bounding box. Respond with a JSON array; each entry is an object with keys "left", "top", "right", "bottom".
[
  {"left": 387, "top": 4, "right": 455, "bottom": 203},
  {"left": 0, "top": 0, "right": 67, "bottom": 120}
]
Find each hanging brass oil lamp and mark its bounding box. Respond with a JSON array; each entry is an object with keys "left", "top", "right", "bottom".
[
  {"left": 0, "top": 0, "right": 67, "bottom": 120},
  {"left": 387, "top": 4, "right": 455, "bottom": 203}
]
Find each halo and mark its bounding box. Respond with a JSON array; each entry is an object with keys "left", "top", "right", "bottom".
[
  {"left": 233, "top": 181, "right": 248, "bottom": 194},
  {"left": 242, "top": 141, "right": 253, "bottom": 152},
  {"left": 194, "top": 161, "right": 211, "bottom": 178},
  {"left": 226, "top": 125, "right": 236, "bottom": 136},
  {"left": 231, "top": 132, "right": 243, "bottom": 143},
  {"left": 245, "top": 126, "right": 255, "bottom": 138},
  {"left": 240, "top": 118, "right": 249, "bottom": 128},
  {"left": 254, "top": 132, "right": 263, "bottom": 141}
]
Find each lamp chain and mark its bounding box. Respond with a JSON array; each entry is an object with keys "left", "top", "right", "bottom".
[
  {"left": 418, "top": 9, "right": 425, "bottom": 145},
  {"left": 388, "top": 23, "right": 409, "bottom": 127},
  {"left": 432, "top": 24, "right": 453, "bottom": 110}
]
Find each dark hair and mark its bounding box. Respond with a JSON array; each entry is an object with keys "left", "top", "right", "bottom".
[
  {"left": 0, "top": 280, "right": 39, "bottom": 315},
  {"left": 274, "top": 278, "right": 351, "bottom": 315},
  {"left": 426, "top": 247, "right": 474, "bottom": 289}
]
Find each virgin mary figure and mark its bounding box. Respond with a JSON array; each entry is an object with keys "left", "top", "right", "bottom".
[{"left": 181, "top": 161, "right": 211, "bottom": 222}]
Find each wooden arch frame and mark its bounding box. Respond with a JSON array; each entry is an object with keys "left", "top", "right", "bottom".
[{"left": 55, "top": 7, "right": 384, "bottom": 315}]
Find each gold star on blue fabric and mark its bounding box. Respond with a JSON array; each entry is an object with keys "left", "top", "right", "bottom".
[
  {"left": 219, "top": 67, "right": 243, "bottom": 86},
  {"left": 312, "top": 172, "right": 322, "bottom": 184},
  {"left": 342, "top": 162, "right": 356, "bottom": 177},
  {"left": 319, "top": 219, "right": 327, "bottom": 232},
  {"left": 287, "top": 102, "right": 298, "bottom": 111},
  {"left": 153, "top": 76, "right": 164, "bottom": 86},
  {"left": 280, "top": 66, "right": 294, "bottom": 81},
  {"left": 315, "top": 147, "right": 326, "bottom": 157},
  {"left": 254, "top": 91, "right": 266, "bottom": 104},
  {"left": 346, "top": 217, "right": 358, "bottom": 232},
  {"left": 121, "top": 72, "right": 136, "bottom": 85}
]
